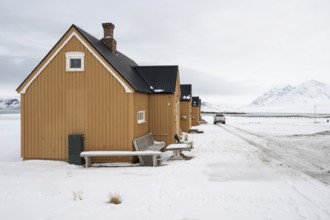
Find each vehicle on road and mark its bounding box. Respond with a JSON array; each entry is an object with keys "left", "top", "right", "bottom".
[{"left": 214, "top": 114, "right": 225, "bottom": 124}]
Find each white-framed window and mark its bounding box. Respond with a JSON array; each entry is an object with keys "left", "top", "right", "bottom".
[
  {"left": 65, "top": 52, "right": 85, "bottom": 71},
  {"left": 137, "top": 110, "right": 146, "bottom": 124}
]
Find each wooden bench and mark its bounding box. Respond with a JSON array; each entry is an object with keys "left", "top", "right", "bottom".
[
  {"left": 133, "top": 132, "right": 165, "bottom": 166},
  {"left": 80, "top": 151, "right": 162, "bottom": 168}
]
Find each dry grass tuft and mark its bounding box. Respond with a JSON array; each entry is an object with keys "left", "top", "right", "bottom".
[{"left": 108, "top": 193, "right": 122, "bottom": 204}]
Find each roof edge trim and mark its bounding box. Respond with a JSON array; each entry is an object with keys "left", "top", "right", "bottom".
[{"left": 19, "top": 30, "right": 133, "bottom": 94}]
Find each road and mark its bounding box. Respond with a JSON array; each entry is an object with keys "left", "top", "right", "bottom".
[{"left": 217, "top": 123, "right": 330, "bottom": 185}]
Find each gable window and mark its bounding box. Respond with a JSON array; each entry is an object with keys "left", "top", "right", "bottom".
[
  {"left": 137, "top": 111, "right": 146, "bottom": 124},
  {"left": 70, "top": 59, "right": 81, "bottom": 68},
  {"left": 65, "top": 52, "right": 85, "bottom": 71}
]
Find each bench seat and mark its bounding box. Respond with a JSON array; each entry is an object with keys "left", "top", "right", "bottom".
[{"left": 80, "top": 151, "right": 161, "bottom": 168}]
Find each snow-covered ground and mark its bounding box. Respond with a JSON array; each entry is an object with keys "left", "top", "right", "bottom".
[
  {"left": 243, "top": 104, "right": 330, "bottom": 114},
  {"left": 1, "top": 114, "right": 330, "bottom": 219},
  {"left": 226, "top": 116, "right": 330, "bottom": 135},
  {"left": 0, "top": 114, "right": 20, "bottom": 161},
  {"left": 223, "top": 116, "right": 330, "bottom": 185}
]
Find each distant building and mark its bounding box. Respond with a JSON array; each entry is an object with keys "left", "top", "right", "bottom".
[
  {"left": 192, "top": 96, "right": 201, "bottom": 126},
  {"left": 180, "top": 84, "right": 192, "bottom": 132}
]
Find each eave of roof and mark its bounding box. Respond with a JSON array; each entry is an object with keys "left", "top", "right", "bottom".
[{"left": 16, "top": 25, "right": 76, "bottom": 92}]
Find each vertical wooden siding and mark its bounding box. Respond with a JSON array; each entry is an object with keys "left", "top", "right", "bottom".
[
  {"left": 133, "top": 93, "right": 150, "bottom": 139},
  {"left": 149, "top": 94, "right": 173, "bottom": 145},
  {"left": 180, "top": 101, "right": 192, "bottom": 132},
  {"left": 149, "top": 75, "right": 181, "bottom": 145},
  {"left": 21, "top": 34, "right": 134, "bottom": 162},
  {"left": 191, "top": 106, "right": 200, "bottom": 126},
  {"left": 174, "top": 76, "right": 181, "bottom": 137},
  {"left": 20, "top": 94, "right": 25, "bottom": 158}
]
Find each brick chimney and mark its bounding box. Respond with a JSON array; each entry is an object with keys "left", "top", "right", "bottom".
[{"left": 101, "top": 23, "right": 117, "bottom": 53}]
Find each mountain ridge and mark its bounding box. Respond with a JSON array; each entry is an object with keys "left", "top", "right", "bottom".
[
  {"left": 0, "top": 98, "right": 20, "bottom": 109},
  {"left": 250, "top": 80, "right": 330, "bottom": 107}
]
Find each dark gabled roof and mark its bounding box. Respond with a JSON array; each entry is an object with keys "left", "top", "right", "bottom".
[
  {"left": 17, "top": 24, "right": 180, "bottom": 94},
  {"left": 192, "top": 96, "right": 200, "bottom": 107},
  {"left": 74, "top": 25, "right": 152, "bottom": 93},
  {"left": 180, "top": 84, "right": 192, "bottom": 101},
  {"left": 134, "top": 66, "right": 178, "bottom": 94}
]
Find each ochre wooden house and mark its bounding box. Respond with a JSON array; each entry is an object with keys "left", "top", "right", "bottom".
[
  {"left": 16, "top": 23, "right": 181, "bottom": 162},
  {"left": 179, "top": 84, "right": 192, "bottom": 132},
  {"left": 191, "top": 96, "right": 201, "bottom": 126}
]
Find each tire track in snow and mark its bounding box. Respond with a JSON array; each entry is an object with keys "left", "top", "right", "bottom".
[
  {"left": 216, "top": 124, "right": 330, "bottom": 217},
  {"left": 217, "top": 124, "right": 330, "bottom": 185},
  {"left": 229, "top": 126, "right": 329, "bottom": 172}
]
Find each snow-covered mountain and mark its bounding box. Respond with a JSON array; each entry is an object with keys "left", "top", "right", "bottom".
[
  {"left": 251, "top": 85, "right": 294, "bottom": 106},
  {"left": 0, "top": 98, "right": 20, "bottom": 109},
  {"left": 247, "top": 80, "right": 330, "bottom": 113}
]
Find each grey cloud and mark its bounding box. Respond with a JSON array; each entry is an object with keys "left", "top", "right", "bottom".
[
  {"left": 1, "top": 0, "right": 330, "bottom": 104},
  {"left": 179, "top": 67, "right": 262, "bottom": 95},
  {"left": 0, "top": 55, "right": 39, "bottom": 90}
]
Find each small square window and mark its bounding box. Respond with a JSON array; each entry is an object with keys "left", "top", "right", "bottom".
[
  {"left": 70, "top": 59, "right": 81, "bottom": 69},
  {"left": 137, "top": 111, "right": 146, "bottom": 124},
  {"left": 65, "top": 52, "right": 85, "bottom": 71}
]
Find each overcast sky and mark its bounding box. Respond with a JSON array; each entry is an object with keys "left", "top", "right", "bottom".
[{"left": 1, "top": 0, "right": 330, "bottom": 105}]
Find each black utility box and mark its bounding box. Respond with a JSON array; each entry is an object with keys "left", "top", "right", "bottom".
[{"left": 68, "top": 134, "right": 84, "bottom": 165}]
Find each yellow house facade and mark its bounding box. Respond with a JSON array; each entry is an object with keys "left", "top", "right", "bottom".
[{"left": 17, "top": 23, "right": 181, "bottom": 162}]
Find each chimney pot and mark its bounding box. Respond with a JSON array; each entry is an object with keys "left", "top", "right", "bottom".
[
  {"left": 102, "top": 23, "right": 115, "bottom": 38},
  {"left": 101, "top": 22, "right": 117, "bottom": 53}
]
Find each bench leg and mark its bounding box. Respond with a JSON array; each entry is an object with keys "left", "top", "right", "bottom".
[
  {"left": 85, "top": 156, "right": 90, "bottom": 168},
  {"left": 173, "top": 149, "right": 181, "bottom": 157},
  {"left": 138, "top": 155, "right": 144, "bottom": 166},
  {"left": 170, "top": 150, "right": 184, "bottom": 160},
  {"left": 152, "top": 155, "right": 157, "bottom": 167}
]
